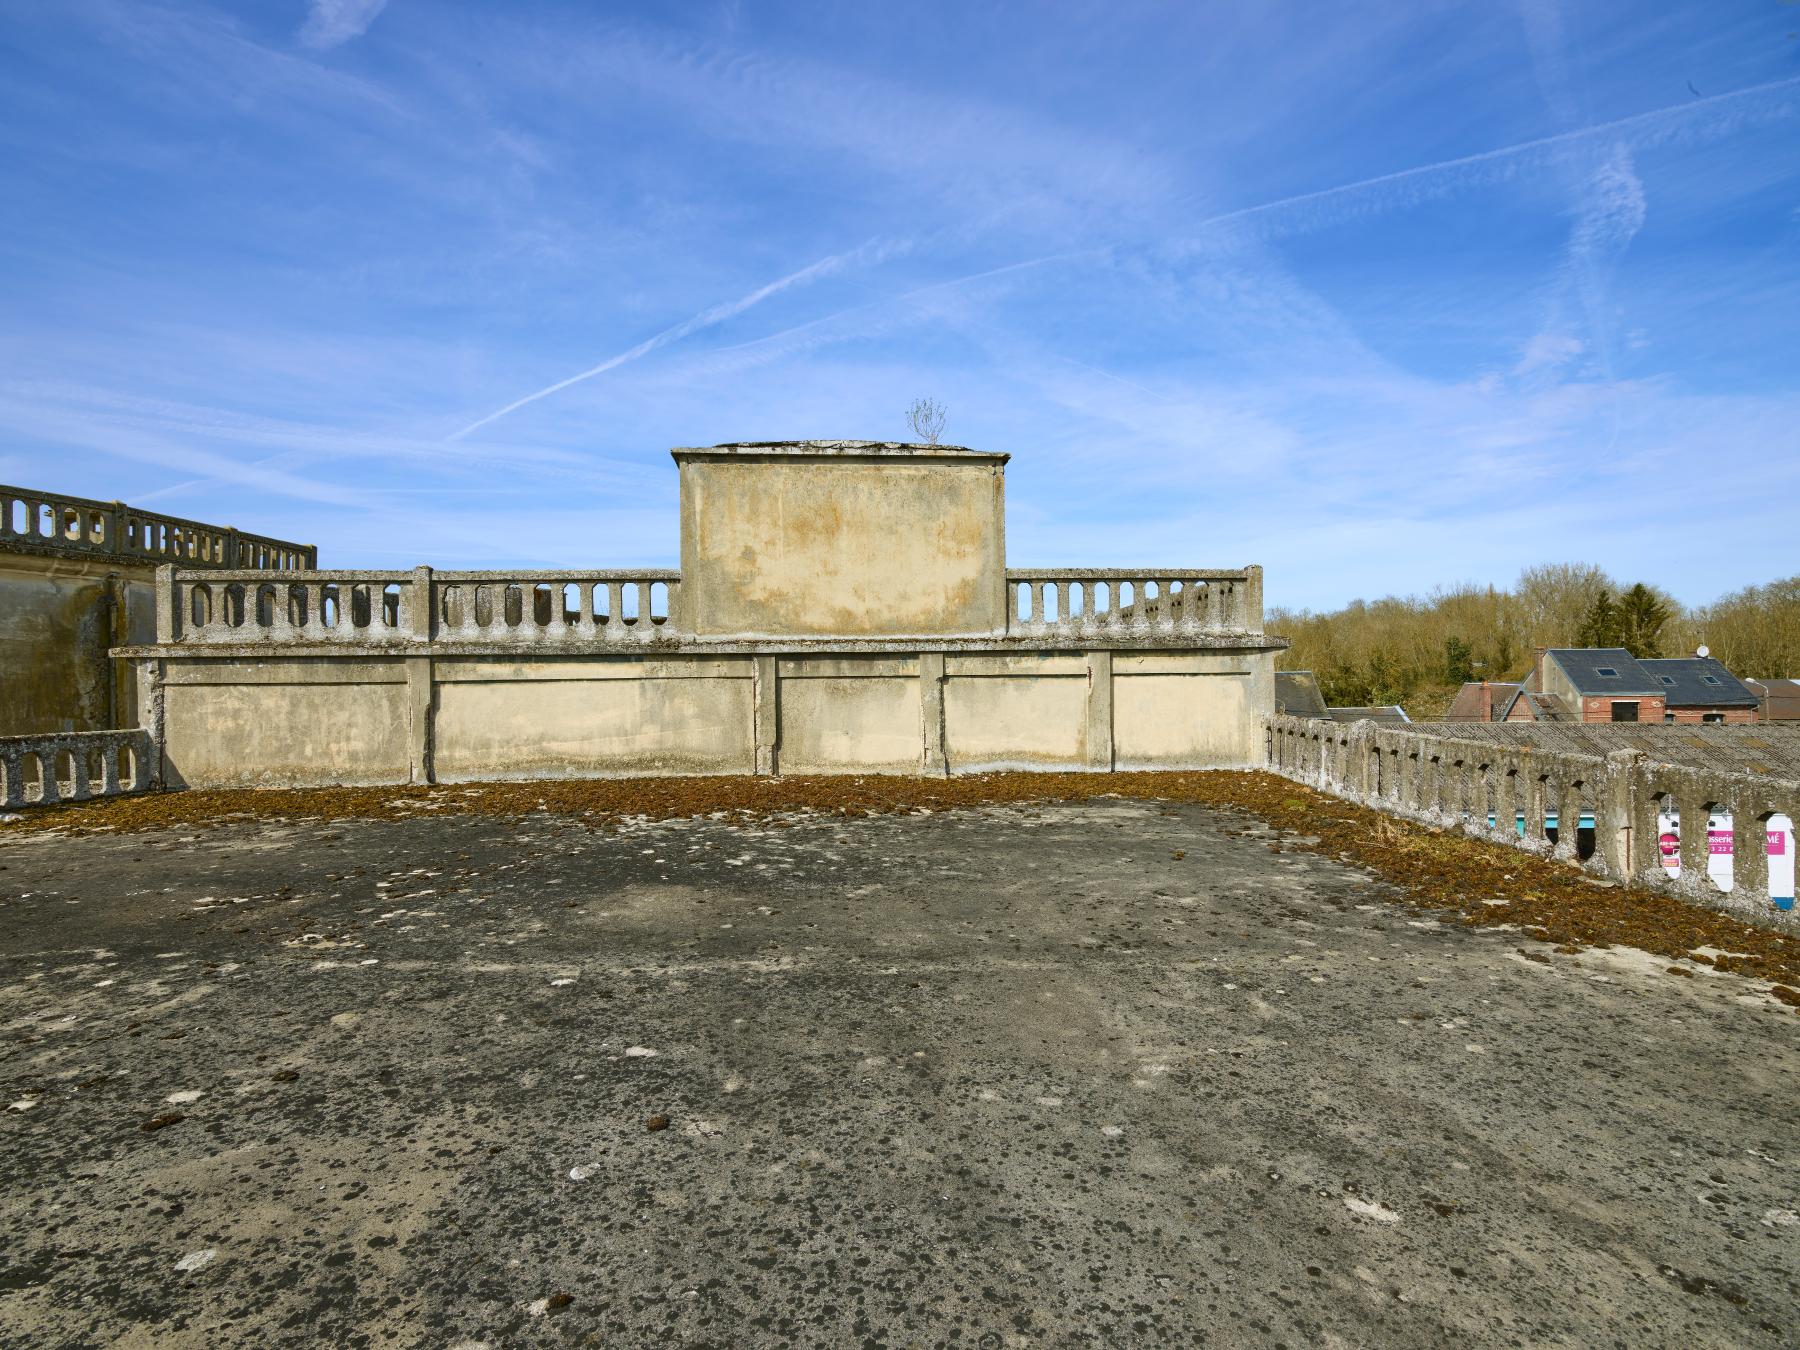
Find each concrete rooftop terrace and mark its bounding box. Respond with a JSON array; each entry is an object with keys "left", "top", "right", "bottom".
[{"left": 2, "top": 786, "right": 1796, "bottom": 1346}]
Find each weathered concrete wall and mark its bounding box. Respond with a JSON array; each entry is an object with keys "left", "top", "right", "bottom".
[
  {"left": 151, "top": 645, "right": 1277, "bottom": 789},
  {"left": 776, "top": 658, "right": 925, "bottom": 774},
  {"left": 161, "top": 658, "right": 411, "bottom": 789},
  {"left": 1115, "top": 652, "right": 1265, "bottom": 770},
  {"left": 676, "top": 445, "right": 1008, "bottom": 638},
  {"left": 0, "top": 554, "right": 154, "bottom": 737},
  {"left": 433, "top": 657, "right": 756, "bottom": 780},
  {"left": 942, "top": 654, "right": 1091, "bottom": 771}
]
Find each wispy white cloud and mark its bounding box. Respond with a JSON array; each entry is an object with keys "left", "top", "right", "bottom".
[{"left": 298, "top": 0, "right": 388, "bottom": 52}]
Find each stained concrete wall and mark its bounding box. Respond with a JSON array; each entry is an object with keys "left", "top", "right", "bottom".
[
  {"left": 150, "top": 645, "right": 1277, "bottom": 789},
  {"left": 676, "top": 446, "right": 1008, "bottom": 638},
  {"left": 0, "top": 554, "right": 155, "bottom": 737}
]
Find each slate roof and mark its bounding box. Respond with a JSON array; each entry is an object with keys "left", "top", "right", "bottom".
[
  {"left": 1325, "top": 705, "right": 1411, "bottom": 725},
  {"left": 1543, "top": 649, "right": 1661, "bottom": 696},
  {"left": 1274, "top": 670, "right": 1328, "bottom": 718},
  {"left": 1639, "top": 657, "right": 1760, "bottom": 708}
]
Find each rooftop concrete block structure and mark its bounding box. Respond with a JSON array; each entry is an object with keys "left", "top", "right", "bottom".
[
  {"left": 64, "top": 440, "right": 1287, "bottom": 799},
  {"left": 675, "top": 441, "right": 1009, "bottom": 639}
]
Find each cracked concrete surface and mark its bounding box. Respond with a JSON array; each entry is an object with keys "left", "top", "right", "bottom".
[{"left": 1, "top": 799, "right": 1796, "bottom": 1346}]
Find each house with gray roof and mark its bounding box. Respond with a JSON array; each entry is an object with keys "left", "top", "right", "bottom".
[
  {"left": 1499, "top": 648, "right": 1760, "bottom": 725},
  {"left": 1640, "top": 656, "right": 1760, "bottom": 724}
]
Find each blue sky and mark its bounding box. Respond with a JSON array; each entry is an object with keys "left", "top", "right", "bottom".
[{"left": 2, "top": 0, "right": 1797, "bottom": 610}]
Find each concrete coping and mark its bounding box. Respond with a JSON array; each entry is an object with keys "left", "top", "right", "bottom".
[
  {"left": 669, "top": 440, "right": 1010, "bottom": 464},
  {"left": 115, "top": 632, "right": 1290, "bottom": 659}
]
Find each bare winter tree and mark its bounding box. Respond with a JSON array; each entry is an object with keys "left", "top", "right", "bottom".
[{"left": 905, "top": 398, "right": 946, "bottom": 445}]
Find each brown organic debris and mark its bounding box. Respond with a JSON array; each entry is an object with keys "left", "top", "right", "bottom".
[
  {"left": 139, "top": 1112, "right": 184, "bottom": 1132},
  {"left": 645, "top": 1114, "right": 670, "bottom": 1133}
]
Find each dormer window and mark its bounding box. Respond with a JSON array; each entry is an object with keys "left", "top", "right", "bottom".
[{"left": 1595, "top": 667, "right": 1619, "bottom": 678}]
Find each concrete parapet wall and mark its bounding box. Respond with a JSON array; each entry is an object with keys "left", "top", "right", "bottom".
[
  {"left": 1267, "top": 714, "right": 1800, "bottom": 931},
  {"left": 143, "top": 646, "right": 1277, "bottom": 791}
]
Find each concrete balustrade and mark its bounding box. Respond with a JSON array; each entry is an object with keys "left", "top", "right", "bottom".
[
  {"left": 0, "top": 728, "right": 156, "bottom": 809},
  {"left": 1267, "top": 713, "right": 1800, "bottom": 929},
  {"left": 1, "top": 482, "right": 313, "bottom": 571},
  {"left": 157, "top": 566, "right": 1265, "bottom": 650},
  {"left": 1004, "top": 568, "right": 1261, "bottom": 639}
]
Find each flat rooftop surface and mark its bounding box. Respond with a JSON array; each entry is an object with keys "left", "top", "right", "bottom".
[{"left": 2, "top": 796, "right": 1796, "bottom": 1346}]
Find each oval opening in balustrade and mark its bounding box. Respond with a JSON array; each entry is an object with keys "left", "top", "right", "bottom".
[
  {"left": 382, "top": 583, "right": 402, "bottom": 628},
  {"left": 188, "top": 583, "right": 214, "bottom": 628},
  {"left": 1014, "top": 582, "right": 1031, "bottom": 625},
  {"left": 222, "top": 583, "right": 246, "bottom": 628},
  {"left": 502, "top": 584, "right": 523, "bottom": 629},
  {"left": 118, "top": 743, "right": 137, "bottom": 791},
  {"left": 21, "top": 752, "right": 45, "bottom": 803},
  {"left": 1092, "top": 580, "right": 1111, "bottom": 619},
  {"left": 593, "top": 583, "right": 611, "bottom": 624},
  {"left": 85, "top": 747, "right": 106, "bottom": 790},
  {"left": 1568, "top": 780, "right": 1597, "bottom": 860},
  {"left": 563, "top": 583, "right": 581, "bottom": 625},
  {"left": 53, "top": 749, "right": 77, "bottom": 797},
  {"left": 256, "top": 584, "right": 277, "bottom": 628},
  {"left": 285, "top": 584, "right": 307, "bottom": 627},
  {"left": 650, "top": 581, "right": 669, "bottom": 624},
  {"left": 347, "top": 584, "right": 371, "bottom": 628},
  {"left": 621, "top": 585, "right": 640, "bottom": 625}
]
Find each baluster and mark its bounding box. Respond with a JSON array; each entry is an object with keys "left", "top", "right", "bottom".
[
  {"left": 70, "top": 749, "right": 91, "bottom": 802},
  {"left": 99, "top": 741, "right": 121, "bottom": 795},
  {"left": 545, "top": 581, "right": 567, "bottom": 641},
  {"left": 1054, "top": 582, "right": 1070, "bottom": 635},
  {"left": 1675, "top": 791, "right": 1707, "bottom": 884},
  {"left": 577, "top": 580, "right": 594, "bottom": 636},
  {"left": 599, "top": 583, "right": 618, "bottom": 641},
  {"left": 635, "top": 582, "right": 653, "bottom": 641}
]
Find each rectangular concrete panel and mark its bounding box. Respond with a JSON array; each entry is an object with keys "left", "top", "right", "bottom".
[
  {"left": 1113, "top": 673, "right": 1254, "bottom": 769},
  {"left": 678, "top": 452, "right": 1006, "bottom": 638},
  {"left": 434, "top": 676, "right": 755, "bottom": 780},
  {"left": 777, "top": 675, "right": 923, "bottom": 774},
  {"left": 163, "top": 681, "right": 410, "bottom": 788},
  {"left": 944, "top": 675, "right": 1088, "bottom": 771}
]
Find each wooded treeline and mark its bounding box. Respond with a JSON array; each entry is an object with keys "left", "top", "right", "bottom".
[{"left": 1269, "top": 566, "right": 1800, "bottom": 716}]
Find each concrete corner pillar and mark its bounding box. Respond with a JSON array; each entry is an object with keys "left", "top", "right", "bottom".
[
  {"left": 405, "top": 657, "right": 434, "bottom": 784},
  {"left": 1086, "top": 650, "right": 1114, "bottom": 771},
  {"left": 920, "top": 652, "right": 947, "bottom": 776},
  {"left": 155, "top": 564, "right": 178, "bottom": 643},
  {"left": 754, "top": 656, "right": 779, "bottom": 775}
]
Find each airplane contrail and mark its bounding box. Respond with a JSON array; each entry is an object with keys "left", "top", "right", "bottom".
[
  {"left": 448, "top": 237, "right": 905, "bottom": 440},
  {"left": 1186, "top": 72, "right": 1800, "bottom": 237}
]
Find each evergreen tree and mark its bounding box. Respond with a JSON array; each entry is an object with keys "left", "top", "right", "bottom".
[
  {"left": 1616, "top": 583, "right": 1673, "bottom": 659},
  {"left": 1574, "top": 590, "right": 1620, "bottom": 648}
]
